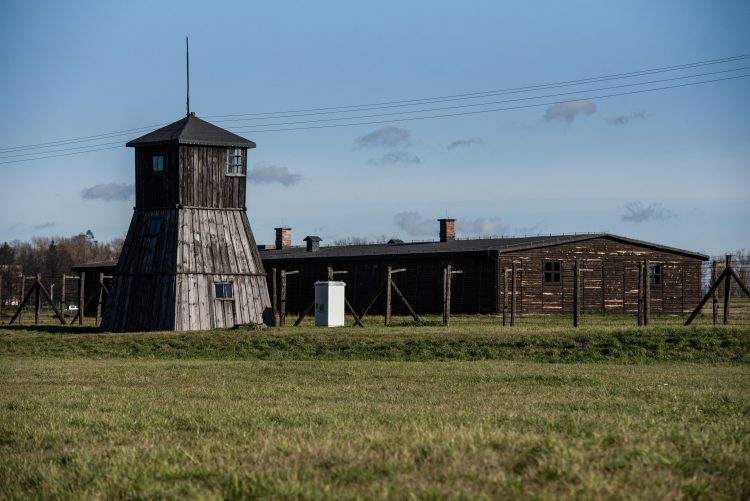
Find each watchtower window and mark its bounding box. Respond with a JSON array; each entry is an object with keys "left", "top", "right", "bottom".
[
  {"left": 227, "top": 148, "right": 242, "bottom": 174},
  {"left": 543, "top": 261, "right": 562, "bottom": 285},
  {"left": 215, "top": 283, "right": 234, "bottom": 300},
  {"left": 649, "top": 264, "right": 662, "bottom": 286},
  {"left": 152, "top": 155, "right": 164, "bottom": 172},
  {"left": 146, "top": 218, "right": 162, "bottom": 235}
]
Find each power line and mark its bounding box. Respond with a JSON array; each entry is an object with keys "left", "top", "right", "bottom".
[
  {"left": 0, "top": 123, "right": 168, "bottom": 154},
  {"left": 229, "top": 74, "right": 750, "bottom": 133},
  {"left": 0, "top": 140, "right": 123, "bottom": 160},
  {"left": 2, "top": 54, "right": 749, "bottom": 162},
  {"left": 3, "top": 72, "right": 746, "bottom": 165},
  {"left": 203, "top": 53, "right": 750, "bottom": 120},
  {"left": 7, "top": 65, "right": 733, "bottom": 160},
  {"left": 218, "top": 66, "right": 750, "bottom": 129},
  {"left": 0, "top": 145, "right": 122, "bottom": 165}
]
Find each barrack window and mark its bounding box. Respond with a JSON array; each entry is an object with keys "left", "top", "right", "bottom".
[
  {"left": 227, "top": 148, "right": 242, "bottom": 174},
  {"left": 152, "top": 155, "right": 164, "bottom": 172},
  {"left": 650, "top": 264, "right": 662, "bottom": 286},
  {"left": 543, "top": 261, "right": 562, "bottom": 285},
  {"left": 215, "top": 283, "right": 234, "bottom": 300}
]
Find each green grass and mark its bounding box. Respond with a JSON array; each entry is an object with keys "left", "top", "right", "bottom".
[
  {"left": 1, "top": 359, "right": 748, "bottom": 500},
  {"left": 2, "top": 315, "right": 748, "bottom": 498},
  {"left": 1, "top": 314, "right": 749, "bottom": 363}
]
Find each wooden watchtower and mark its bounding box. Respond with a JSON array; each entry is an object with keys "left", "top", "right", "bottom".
[{"left": 101, "top": 113, "right": 272, "bottom": 332}]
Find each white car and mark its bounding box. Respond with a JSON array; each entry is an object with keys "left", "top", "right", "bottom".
[{"left": 67, "top": 304, "right": 79, "bottom": 311}]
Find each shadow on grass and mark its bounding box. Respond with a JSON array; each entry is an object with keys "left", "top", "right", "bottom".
[{"left": 2, "top": 325, "right": 98, "bottom": 334}]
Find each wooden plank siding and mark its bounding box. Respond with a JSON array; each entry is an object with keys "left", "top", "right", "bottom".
[
  {"left": 102, "top": 141, "right": 271, "bottom": 332},
  {"left": 262, "top": 237, "right": 704, "bottom": 316},
  {"left": 134, "top": 145, "right": 247, "bottom": 209},
  {"left": 102, "top": 206, "right": 271, "bottom": 332}
]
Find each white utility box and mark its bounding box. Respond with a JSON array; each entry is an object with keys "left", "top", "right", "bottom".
[{"left": 314, "top": 281, "right": 346, "bottom": 327}]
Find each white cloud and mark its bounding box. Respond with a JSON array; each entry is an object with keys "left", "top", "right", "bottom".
[
  {"left": 368, "top": 151, "right": 421, "bottom": 165},
  {"left": 448, "top": 139, "right": 483, "bottom": 150},
  {"left": 621, "top": 202, "right": 676, "bottom": 222},
  {"left": 393, "top": 212, "right": 436, "bottom": 237},
  {"left": 247, "top": 164, "right": 301, "bottom": 187},
  {"left": 356, "top": 127, "right": 411, "bottom": 149},
  {"left": 544, "top": 100, "right": 597, "bottom": 122},
  {"left": 456, "top": 217, "right": 510, "bottom": 236},
  {"left": 514, "top": 222, "right": 546, "bottom": 235},
  {"left": 81, "top": 183, "right": 135, "bottom": 201},
  {"left": 607, "top": 111, "right": 648, "bottom": 125}
]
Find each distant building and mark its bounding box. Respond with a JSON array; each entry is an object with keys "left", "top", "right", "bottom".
[{"left": 259, "top": 222, "right": 708, "bottom": 316}]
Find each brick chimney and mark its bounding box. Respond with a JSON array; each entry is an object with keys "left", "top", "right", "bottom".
[
  {"left": 438, "top": 218, "right": 456, "bottom": 242},
  {"left": 275, "top": 227, "right": 292, "bottom": 249},
  {"left": 303, "top": 236, "right": 321, "bottom": 252}
]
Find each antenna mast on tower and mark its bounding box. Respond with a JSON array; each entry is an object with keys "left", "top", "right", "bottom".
[{"left": 186, "top": 37, "right": 190, "bottom": 116}]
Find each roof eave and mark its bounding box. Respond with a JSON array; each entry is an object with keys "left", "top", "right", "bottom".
[{"left": 126, "top": 139, "right": 256, "bottom": 148}]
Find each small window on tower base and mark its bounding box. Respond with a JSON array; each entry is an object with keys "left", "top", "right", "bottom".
[
  {"left": 146, "top": 218, "right": 162, "bottom": 236},
  {"left": 215, "top": 283, "right": 234, "bottom": 300}
]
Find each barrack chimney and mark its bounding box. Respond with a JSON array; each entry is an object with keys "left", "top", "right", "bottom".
[
  {"left": 438, "top": 218, "right": 456, "bottom": 242},
  {"left": 275, "top": 227, "right": 292, "bottom": 249}
]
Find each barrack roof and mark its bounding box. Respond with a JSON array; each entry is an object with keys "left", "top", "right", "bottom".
[
  {"left": 259, "top": 233, "right": 708, "bottom": 264},
  {"left": 126, "top": 114, "right": 256, "bottom": 148},
  {"left": 71, "top": 260, "right": 118, "bottom": 271}
]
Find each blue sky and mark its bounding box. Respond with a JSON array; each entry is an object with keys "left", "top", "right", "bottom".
[{"left": 1, "top": 0, "right": 748, "bottom": 256}]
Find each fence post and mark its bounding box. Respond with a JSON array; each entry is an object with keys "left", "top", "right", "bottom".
[
  {"left": 20, "top": 276, "right": 25, "bottom": 325},
  {"left": 271, "top": 266, "right": 277, "bottom": 327},
  {"left": 279, "top": 269, "right": 286, "bottom": 327},
  {"left": 644, "top": 260, "right": 650, "bottom": 326},
  {"left": 712, "top": 260, "right": 718, "bottom": 325},
  {"left": 78, "top": 272, "right": 85, "bottom": 325},
  {"left": 61, "top": 274, "right": 66, "bottom": 314},
  {"left": 511, "top": 262, "right": 517, "bottom": 327},
  {"left": 573, "top": 259, "right": 581, "bottom": 327},
  {"left": 442, "top": 267, "right": 448, "bottom": 325},
  {"left": 96, "top": 273, "right": 104, "bottom": 328},
  {"left": 385, "top": 265, "right": 392, "bottom": 325},
  {"left": 503, "top": 267, "right": 508, "bottom": 326},
  {"left": 638, "top": 263, "right": 643, "bottom": 327},
  {"left": 35, "top": 274, "right": 41, "bottom": 325},
  {"left": 0, "top": 274, "right": 3, "bottom": 318},
  {"left": 724, "top": 255, "right": 732, "bottom": 325},
  {"left": 445, "top": 263, "right": 452, "bottom": 326}
]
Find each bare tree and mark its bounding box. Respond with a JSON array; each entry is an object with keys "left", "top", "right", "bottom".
[{"left": 332, "top": 235, "right": 394, "bottom": 246}]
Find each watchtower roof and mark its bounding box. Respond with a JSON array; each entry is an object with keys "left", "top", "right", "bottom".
[{"left": 126, "top": 114, "right": 256, "bottom": 148}]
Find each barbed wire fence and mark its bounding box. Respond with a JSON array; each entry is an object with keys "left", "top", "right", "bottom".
[
  {"left": 2, "top": 254, "right": 748, "bottom": 330},
  {"left": 0, "top": 271, "right": 111, "bottom": 326}
]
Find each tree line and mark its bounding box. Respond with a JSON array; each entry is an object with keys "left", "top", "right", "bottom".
[{"left": 0, "top": 231, "right": 124, "bottom": 277}]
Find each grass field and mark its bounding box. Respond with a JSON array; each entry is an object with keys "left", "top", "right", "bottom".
[
  {"left": 1, "top": 313, "right": 749, "bottom": 364},
  {"left": 1, "top": 315, "right": 749, "bottom": 499},
  {"left": 1, "top": 359, "right": 748, "bottom": 500}
]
